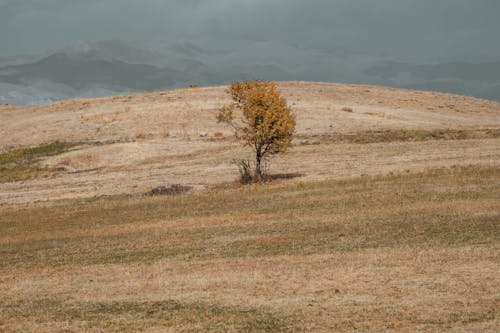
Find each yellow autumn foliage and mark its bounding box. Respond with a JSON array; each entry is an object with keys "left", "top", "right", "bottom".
[{"left": 217, "top": 81, "right": 296, "bottom": 181}]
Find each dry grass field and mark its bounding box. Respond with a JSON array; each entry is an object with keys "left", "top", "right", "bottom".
[{"left": 0, "top": 82, "right": 499, "bottom": 331}]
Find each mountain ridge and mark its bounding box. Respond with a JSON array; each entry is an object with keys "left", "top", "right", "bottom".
[{"left": 1, "top": 40, "right": 499, "bottom": 105}]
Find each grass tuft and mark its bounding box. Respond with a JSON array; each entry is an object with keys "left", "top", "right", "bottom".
[{"left": 0, "top": 142, "right": 78, "bottom": 183}]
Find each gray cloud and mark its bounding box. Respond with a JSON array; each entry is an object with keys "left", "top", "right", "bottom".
[
  {"left": 1, "top": 0, "right": 500, "bottom": 61},
  {"left": 2, "top": 1, "right": 500, "bottom": 105}
]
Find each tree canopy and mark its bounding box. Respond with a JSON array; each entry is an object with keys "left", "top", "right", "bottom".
[{"left": 217, "top": 81, "right": 296, "bottom": 182}]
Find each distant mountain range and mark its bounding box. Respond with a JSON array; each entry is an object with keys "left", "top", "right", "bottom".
[
  {"left": 0, "top": 40, "right": 498, "bottom": 105},
  {"left": 365, "top": 61, "right": 500, "bottom": 101}
]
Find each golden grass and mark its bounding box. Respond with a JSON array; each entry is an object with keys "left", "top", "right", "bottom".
[
  {"left": 0, "top": 165, "right": 499, "bottom": 332},
  {"left": 2, "top": 82, "right": 499, "bottom": 331},
  {"left": 3, "top": 82, "right": 500, "bottom": 153}
]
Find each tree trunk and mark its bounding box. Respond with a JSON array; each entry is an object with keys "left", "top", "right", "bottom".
[{"left": 255, "top": 152, "right": 263, "bottom": 182}]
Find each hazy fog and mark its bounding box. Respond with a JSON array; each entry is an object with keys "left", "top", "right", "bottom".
[
  {"left": 2, "top": 0, "right": 500, "bottom": 61},
  {"left": 1, "top": 1, "right": 499, "bottom": 104}
]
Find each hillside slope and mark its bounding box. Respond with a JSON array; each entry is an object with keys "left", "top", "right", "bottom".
[
  {"left": 0, "top": 82, "right": 499, "bottom": 206},
  {"left": 1, "top": 82, "right": 499, "bottom": 332}
]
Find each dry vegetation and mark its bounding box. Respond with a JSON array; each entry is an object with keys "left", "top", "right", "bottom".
[
  {"left": 0, "top": 142, "right": 79, "bottom": 183},
  {"left": 0, "top": 82, "right": 499, "bottom": 331},
  {"left": 0, "top": 166, "right": 499, "bottom": 331},
  {"left": 1, "top": 81, "right": 499, "bottom": 206}
]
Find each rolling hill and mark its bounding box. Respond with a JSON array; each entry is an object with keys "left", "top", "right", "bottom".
[
  {"left": 0, "top": 82, "right": 499, "bottom": 332},
  {"left": 1, "top": 81, "right": 499, "bottom": 205}
]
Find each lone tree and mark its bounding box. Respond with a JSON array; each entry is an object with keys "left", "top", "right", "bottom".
[{"left": 217, "top": 81, "right": 296, "bottom": 182}]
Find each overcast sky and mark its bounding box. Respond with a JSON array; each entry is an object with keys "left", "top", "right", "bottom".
[{"left": 1, "top": 0, "right": 500, "bottom": 61}]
